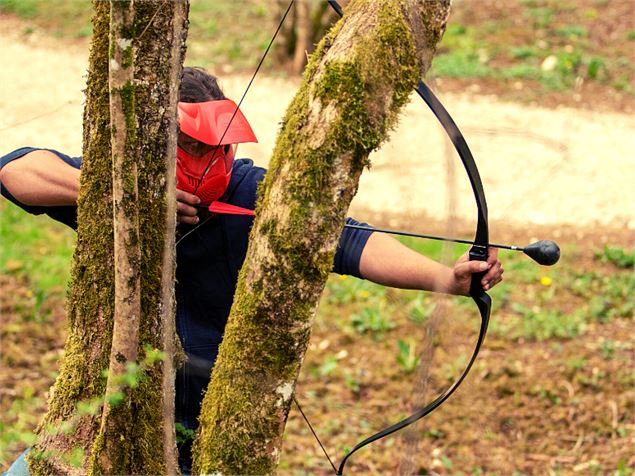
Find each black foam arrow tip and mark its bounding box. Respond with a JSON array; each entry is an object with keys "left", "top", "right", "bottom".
[{"left": 523, "top": 240, "right": 560, "bottom": 265}]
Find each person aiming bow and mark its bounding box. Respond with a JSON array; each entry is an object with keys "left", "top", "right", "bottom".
[{"left": 0, "top": 66, "right": 503, "bottom": 473}]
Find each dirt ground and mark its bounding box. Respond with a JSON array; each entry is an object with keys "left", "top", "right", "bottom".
[{"left": 0, "top": 12, "right": 634, "bottom": 476}]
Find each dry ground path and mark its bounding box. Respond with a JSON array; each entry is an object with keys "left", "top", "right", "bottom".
[{"left": 1, "top": 16, "right": 633, "bottom": 244}]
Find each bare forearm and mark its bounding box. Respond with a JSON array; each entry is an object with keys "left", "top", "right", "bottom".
[
  {"left": 359, "top": 232, "right": 457, "bottom": 294},
  {"left": 0, "top": 150, "right": 79, "bottom": 206}
]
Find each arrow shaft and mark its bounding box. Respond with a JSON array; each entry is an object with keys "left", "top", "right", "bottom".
[{"left": 343, "top": 223, "right": 522, "bottom": 251}]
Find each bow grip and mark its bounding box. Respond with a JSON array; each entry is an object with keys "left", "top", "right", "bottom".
[{"left": 469, "top": 245, "right": 488, "bottom": 296}]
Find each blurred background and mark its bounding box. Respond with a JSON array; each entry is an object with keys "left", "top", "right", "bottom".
[{"left": 1, "top": 0, "right": 633, "bottom": 474}]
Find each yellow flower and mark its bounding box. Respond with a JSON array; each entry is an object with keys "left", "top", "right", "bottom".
[
  {"left": 358, "top": 290, "right": 370, "bottom": 299},
  {"left": 540, "top": 276, "right": 552, "bottom": 286},
  {"left": 338, "top": 275, "right": 348, "bottom": 281}
]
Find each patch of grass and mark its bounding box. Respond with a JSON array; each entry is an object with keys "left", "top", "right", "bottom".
[
  {"left": 555, "top": 25, "right": 588, "bottom": 39},
  {"left": 325, "top": 274, "right": 385, "bottom": 305},
  {"left": 523, "top": 6, "right": 555, "bottom": 30},
  {"left": 494, "top": 303, "right": 586, "bottom": 341},
  {"left": 594, "top": 246, "right": 635, "bottom": 268},
  {"left": 509, "top": 46, "right": 540, "bottom": 60},
  {"left": 350, "top": 305, "right": 395, "bottom": 336},
  {"left": 501, "top": 64, "right": 542, "bottom": 80},
  {"left": 3, "top": 0, "right": 632, "bottom": 102},
  {"left": 431, "top": 52, "right": 494, "bottom": 79},
  {"left": 0, "top": 203, "right": 75, "bottom": 293},
  {"left": 0, "top": 387, "right": 41, "bottom": 464},
  {"left": 408, "top": 294, "right": 436, "bottom": 324},
  {"left": 0, "top": 0, "right": 39, "bottom": 19}
]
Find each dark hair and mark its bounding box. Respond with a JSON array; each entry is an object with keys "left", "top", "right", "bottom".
[{"left": 179, "top": 67, "right": 225, "bottom": 103}]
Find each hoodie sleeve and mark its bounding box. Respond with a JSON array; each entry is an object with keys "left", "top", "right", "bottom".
[
  {"left": 1, "top": 147, "right": 81, "bottom": 230},
  {"left": 332, "top": 217, "right": 373, "bottom": 278}
]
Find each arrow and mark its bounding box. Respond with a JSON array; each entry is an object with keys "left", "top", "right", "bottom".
[{"left": 343, "top": 223, "right": 560, "bottom": 266}]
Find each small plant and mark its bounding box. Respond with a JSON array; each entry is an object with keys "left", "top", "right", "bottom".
[
  {"left": 344, "top": 370, "right": 363, "bottom": 395},
  {"left": 318, "top": 355, "right": 338, "bottom": 377},
  {"left": 325, "top": 275, "right": 385, "bottom": 305},
  {"left": 523, "top": 6, "right": 555, "bottom": 29},
  {"left": 509, "top": 45, "right": 539, "bottom": 60},
  {"left": 555, "top": 25, "right": 588, "bottom": 39},
  {"left": 408, "top": 294, "right": 436, "bottom": 324},
  {"left": 599, "top": 338, "right": 617, "bottom": 359},
  {"left": 595, "top": 246, "right": 635, "bottom": 269},
  {"left": 586, "top": 57, "right": 606, "bottom": 80},
  {"left": 350, "top": 306, "right": 394, "bottom": 335},
  {"left": 565, "top": 357, "right": 587, "bottom": 370},
  {"left": 497, "top": 303, "right": 585, "bottom": 341},
  {"left": 396, "top": 339, "right": 421, "bottom": 374},
  {"left": 529, "top": 385, "right": 561, "bottom": 405}
]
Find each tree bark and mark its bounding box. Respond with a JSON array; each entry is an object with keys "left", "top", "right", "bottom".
[
  {"left": 28, "top": 1, "right": 189, "bottom": 474},
  {"left": 192, "top": 0, "right": 450, "bottom": 474}
]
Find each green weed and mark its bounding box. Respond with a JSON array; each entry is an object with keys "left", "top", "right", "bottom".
[
  {"left": 501, "top": 64, "right": 542, "bottom": 81},
  {"left": 350, "top": 306, "right": 395, "bottom": 336},
  {"left": 597, "top": 338, "right": 631, "bottom": 360},
  {"left": 594, "top": 246, "right": 635, "bottom": 268},
  {"left": 555, "top": 25, "right": 588, "bottom": 39},
  {"left": 317, "top": 355, "right": 338, "bottom": 377},
  {"left": 344, "top": 370, "right": 362, "bottom": 395},
  {"left": 408, "top": 294, "right": 436, "bottom": 324},
  {"left": 396, "top": 339, "right": 420, "bottom": 374},
  {"left": 325, "top": 275, "right": 385, "bottom": 305},
  {"left": 586, "top": 57, "right": 606, "bottom": 80},
  {"left": 565, "top": 356, "right": 587, "bottom": 370},
  {"left": 529, "top": 384, "right": 561, "bottom": 405},
  {"left": 523, "top": 6, "right": 555, "bottom": 29},
  {"left": 509, "top": 46, "right": 540, "bottom": 60},
  {"left": 493, "top": 302, "right": 585, "bottom": 341}
]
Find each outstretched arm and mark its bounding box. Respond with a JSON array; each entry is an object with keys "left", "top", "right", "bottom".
[
  {"left": 1, "top": 149, "right": 200, "bottom": 224},
  {"left": 359, "top": 232, "right": 503, "bottom": 296},
  {"left": 0, "top": 149, "right": 80, "bottom": 206}
]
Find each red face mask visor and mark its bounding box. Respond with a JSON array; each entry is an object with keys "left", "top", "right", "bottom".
[{"left": 177, "top": 99, "right": 258, "bottom": 146}]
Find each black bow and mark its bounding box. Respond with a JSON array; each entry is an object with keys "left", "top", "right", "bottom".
[{"left": 324, "top": 3, "right": 491, "bottom": 473}]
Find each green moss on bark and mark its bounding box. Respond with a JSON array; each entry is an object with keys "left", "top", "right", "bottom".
[
  {"left": 28, "top": 2, "right": 114, "bottom": 473},
  {"left": 192, "top": 1, "right": 437, "bottom": 474},
  {"left": 29, "top": 0, "right": 188, "bottom": 474}
]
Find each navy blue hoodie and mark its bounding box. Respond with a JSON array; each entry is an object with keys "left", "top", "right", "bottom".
[{"left": 1, "top": 147, "right": 372, "bottom": 471}]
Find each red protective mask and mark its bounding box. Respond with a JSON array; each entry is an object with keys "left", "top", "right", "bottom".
[
  {"left": 176, "top": 99, "right": 257, "bottom": 204},
  {"left": 176, "top": 145, "right": 234, "bottom": 204}
]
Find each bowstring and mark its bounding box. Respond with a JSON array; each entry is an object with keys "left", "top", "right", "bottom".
[
  {"left": 190, "top": 0, "right": 295, "bottom": 197},
  {"left": 176, "top": 0, "right": 295, "bottom": 246},
  {"left": 293, "top": 395, "right": 338, "bottom": 474}
]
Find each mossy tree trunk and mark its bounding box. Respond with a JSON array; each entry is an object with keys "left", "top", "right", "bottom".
[
  {"left": 192, "top": 0, "right": 450, "bottom": 474},
  {"left": 28, "top": 1, "right": 189, "bottom": 474}
]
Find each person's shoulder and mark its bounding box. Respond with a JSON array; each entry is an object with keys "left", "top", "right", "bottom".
[
  {"left": 231, "top": 158, "right": 266, "bottom": 185},
  {"left": 224, "top": 158, "right": 266, "bottom": 205},
  {"left": 233, "top": 158, "right": 266, "bottom": 175}
]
